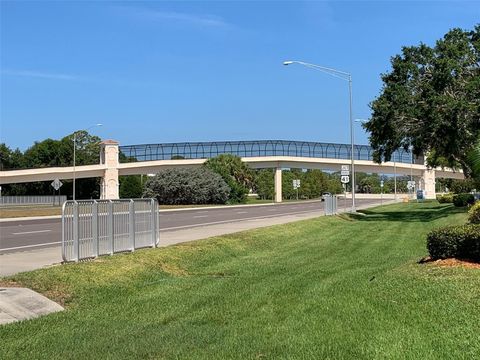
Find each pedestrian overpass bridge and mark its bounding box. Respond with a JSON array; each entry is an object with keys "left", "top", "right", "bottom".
[{"left": 0, "top": 139, "right": 463, "bottom": 201}]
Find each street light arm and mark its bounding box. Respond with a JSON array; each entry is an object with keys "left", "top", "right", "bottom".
[{"left": 284, "top": 60, "right": 351, "bottom": 80}]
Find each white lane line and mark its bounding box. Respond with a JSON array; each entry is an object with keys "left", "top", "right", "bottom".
[
  {"left": 11, "top": 230, "right": 52, "bottom": 235},
  {"left": 236, "top": 211, "right": 248, "bottom": 214},
  {"left": 193, "top": 215, "right": 208, "bottom": 218},
  {"left": 0, "top": 241, "right": 61, "bottom": 252}
]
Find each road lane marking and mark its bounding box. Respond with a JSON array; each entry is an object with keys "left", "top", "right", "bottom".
[
  {"left": 193, "top": 215, "right": 208, "bottom": 218},
  {"left": 236, "top": 211, "right": 248, "bottom": 214},
  {"left": 11, "top": 230, "right": 52, "bottom": 235},
  {"left": 0, "top": 241, "right": 61, "bottom": 252}
]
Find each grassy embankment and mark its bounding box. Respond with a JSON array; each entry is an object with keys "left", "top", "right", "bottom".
[{"left": 1, "top": 202, "right": 478, "bottom": 359}]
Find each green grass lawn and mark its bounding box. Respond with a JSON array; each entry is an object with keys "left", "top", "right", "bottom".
[{"left": 1, "top": 202, "right": 479, "bottom": 359}]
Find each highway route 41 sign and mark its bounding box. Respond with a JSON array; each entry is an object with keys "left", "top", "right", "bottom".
[
  {"left": 51, "top": 178, "right": 63, "bottom": 191},
  {"left": 341, "top": 175, "right": 350, "bottom": 184}
]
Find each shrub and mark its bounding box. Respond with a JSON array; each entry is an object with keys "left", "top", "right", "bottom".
[
  {"left": 468, "top": 201, "right": 480, "bottom": 224},
  {"left": 427, "top": 224, "right": 480, "bottom": 261},
  {"left": 452, "top": 193, "right": 475, "bottom": 207},
  {"left": 436, "top": 194, "right": 453, "bottom": 203},
  {"left": 143, "top": 168, "right": 230, "bottom": 205}
]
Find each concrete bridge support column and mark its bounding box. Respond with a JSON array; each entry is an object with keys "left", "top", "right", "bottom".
[
  {"left": 422, "top": 168, "right": 436, "bottom": 200},
  {"left": 100, "top": 140, "right": 120, "bottom": 199},
  {"left": 274, "top": 166, "right": 282, "bottom": 203}
]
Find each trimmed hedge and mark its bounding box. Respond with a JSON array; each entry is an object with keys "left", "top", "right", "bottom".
[
  {"left": 468, "top": 201, "right": 480, "bottom": 224},
  {"left": 452, "top": 193, "right": 475, "bottom": 207},
  {"left": 427, "top": 224, "right": 480, "bottom": 261},
  {"left": 436, "top": 194, "right": 453, "bottom": 203}
]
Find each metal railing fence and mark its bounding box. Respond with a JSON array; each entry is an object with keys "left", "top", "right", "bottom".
[
  {"left": 120, "top": 140, "right": 420, "bottom": 164},
  {"left": 0, "top": 195, "right": 67, "bottom": 206},
  {"left": 324, "top": 195, "right": 338, "bottom": 216},
  {"left": 62, "top": 199, "right": 159, "bottom": 262}
]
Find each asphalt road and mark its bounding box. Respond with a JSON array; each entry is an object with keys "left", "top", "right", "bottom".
[{"left": 0, "top": 199, "right": 381, "bottom": 255}]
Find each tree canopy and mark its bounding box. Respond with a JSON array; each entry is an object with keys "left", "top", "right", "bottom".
[
  {"left": 204, "top": 154, "right": 255, "bottom": 204},
  {"left": 364, "top": 25, "right": 480, "bottom": 177},
  {"left": 0, "top": 131, "right": 102, "bottom": 198}
]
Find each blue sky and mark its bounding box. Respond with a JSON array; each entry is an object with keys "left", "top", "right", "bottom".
[{"left": 1, "top": 1, "right": 479, "bottom": 150}]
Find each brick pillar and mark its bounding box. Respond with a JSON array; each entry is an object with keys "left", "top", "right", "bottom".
[{"left": 100, "top": 140, "right": 119, "bottom": 199}]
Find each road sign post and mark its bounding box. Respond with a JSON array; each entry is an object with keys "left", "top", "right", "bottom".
[
  {"left": 340, "top": 169, "right": 350, "bottom": 212},
  {"left": 407, "top": 180, "right": 416, "bottom": 199},
  {"left": 292, "top": 179, "right": 301, "bottom": 201},
  {"left": 51, "top": 179, "right": 63, "bottom": 206},
  {"left": 380, "top": 180, "right": 384, "bottom": 205}
]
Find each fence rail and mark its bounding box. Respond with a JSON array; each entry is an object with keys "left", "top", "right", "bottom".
[
  {"left": 120, "top": 140, "right": 421, "bottom": 164},
  {"left": 0, "top": 195, "right": 67, "bottom": 206},
  {"left": 62, "top": 199, "right": 159, "bottom": 262}
]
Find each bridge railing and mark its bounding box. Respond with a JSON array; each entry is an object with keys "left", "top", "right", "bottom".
[
  {"left": 119, "top": 140, "right": 417, "bottom": 164},
  {"left": 62, "top": 199, "right": 159, "bottom": 262}
]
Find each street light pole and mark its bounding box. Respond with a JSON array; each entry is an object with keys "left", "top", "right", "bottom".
[
  {"left": 73, "top": 131, "right": 76, "bottom": 201},
  {"left": 348, "top": 75, "right": 355, "bottom": 212},
  {"left": 283, "top": 60, "right": 356, "bottom": 212},
  {"left": 394, "top": 152, "right": 397, "bottom": 201},
  {"left": 72, "top": 124, "right": 102, "bottom": 201}
]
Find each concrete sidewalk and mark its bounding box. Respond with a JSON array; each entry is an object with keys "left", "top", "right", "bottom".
[
  {"left": 0, "top": 200, "right": 391, "bottom": 277},
  {"left": 0, "top": 287, "right": 64, "bottom": 325}
]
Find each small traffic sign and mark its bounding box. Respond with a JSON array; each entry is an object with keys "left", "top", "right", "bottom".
[
  {"left": 341, "top": 170, "right": 350, "bottom": 176},
  {"left": 341, "top": 175, "right": 350, "bottom": 184},
  {"left": 380, "top": 180, "right": 384, "bottom": 188},
  {"left": 292, "top": 179, "right": 301, "bottom": 189},
  {"left": 51, "top": 178, "right": 63, "bottom": 191},
  {"left": 341, "top": 165, "right": 349, "bottom": 171},
  {"left": 407, "top": 180, "right": 416, "bottom": 190}
]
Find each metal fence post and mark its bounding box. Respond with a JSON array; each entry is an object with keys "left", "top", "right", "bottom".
[
  {"left": 151, "top": 199, "right": 157, "bottom": 247},
  {"left": 93, "top": 200, "right": 99, "bottom": 258},
  {"left": 61, "top": 201, "right": 67, "bottom": 262},
  {"left": 129, "top": 199, "right": 135, "bottom": 251},
  {"left": 73, "top": 201, "right": 79, "bottom": 262},
  {"left": 108, "top": 200, "right": 114, "bottom": 255},
  {"left": 156, "top": 199, "right": 160, "bottom": 247}
]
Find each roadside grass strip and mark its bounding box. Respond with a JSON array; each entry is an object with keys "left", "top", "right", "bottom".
[{"left": 1, "top": 202, "right": 479, "bottom": 359}]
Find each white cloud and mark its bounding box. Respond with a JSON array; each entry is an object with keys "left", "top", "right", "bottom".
[
  {"left": 116, "top": 6, "right": 230, "bottom": 28},
  {"left": 2, "top": 69, "right": 82, "bottom": 81}
]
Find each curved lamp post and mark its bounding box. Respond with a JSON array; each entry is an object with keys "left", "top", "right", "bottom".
[
  {"left": 284, "top": 60, "right": 356, "bottom": 212},
  {"left": 72, "top": 123, "right": 102, "bottom": 200}
]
